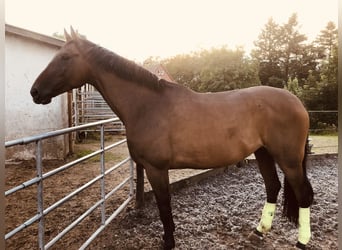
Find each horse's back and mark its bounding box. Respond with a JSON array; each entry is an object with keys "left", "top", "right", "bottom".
[{"left": 186, "top": 85, "right": 308, "bottom": 131}]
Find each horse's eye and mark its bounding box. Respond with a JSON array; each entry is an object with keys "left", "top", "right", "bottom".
[{"left": 61, "top": 54, "right": 71, "bottom": 60}]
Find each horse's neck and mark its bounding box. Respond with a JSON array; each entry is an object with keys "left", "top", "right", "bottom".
[{"left": 92, "top": 70, "right": 160, "bottom": 126}]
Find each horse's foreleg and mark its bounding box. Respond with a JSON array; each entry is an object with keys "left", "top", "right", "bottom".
[
  {"left": 251, "top": 148, "right": 281, "bottom": 238},
  {"left": 145, "top": 166, "right": 175, "bottom": 250},
  {"left": 135, "top": 163, "right": 145, "bottom": 208},
  {"left": 256, "top": 202, "right": 276, "bottom": 234}
]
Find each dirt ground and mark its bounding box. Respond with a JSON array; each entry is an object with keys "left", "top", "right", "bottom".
[
  {"left": 5, "top": 135, "right": 206, "bottom": 249},
  {"left": 5, "top": 135, "right": 338, "bottom": 249}
]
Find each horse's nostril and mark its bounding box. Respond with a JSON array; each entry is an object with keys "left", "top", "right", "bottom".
[{"left": 30, "top": 87, "right": 38, "bottom": 97}]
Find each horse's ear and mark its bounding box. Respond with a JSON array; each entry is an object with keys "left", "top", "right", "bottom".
[
  {"left": 70, "top": 26, "right": 79, "bottom": 40},
  {"left": 64, "top": 29, "right": 72, "bottom": 42}
]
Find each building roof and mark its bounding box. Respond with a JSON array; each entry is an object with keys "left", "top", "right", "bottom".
[
  {"left": 5, "top": 24, "right": 65, "bottom": 48},
  {"left": 144, "top": 64, "right": 174, "bottom": 82}
]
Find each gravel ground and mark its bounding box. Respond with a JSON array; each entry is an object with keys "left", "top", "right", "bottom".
[{"left": 92, "top": 155, "right": 338, "bottom": 250}]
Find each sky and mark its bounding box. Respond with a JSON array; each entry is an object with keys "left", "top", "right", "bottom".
[{"left": 5, "top": 0, "right": 338, "bottom": 62}]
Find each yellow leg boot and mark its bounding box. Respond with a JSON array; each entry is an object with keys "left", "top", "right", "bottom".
[
  {"left": 296, "top": 207, "right": 311, "bottom": 249},
  {"left": 256, "top": 202, "right": 276, "bottom": 234}
]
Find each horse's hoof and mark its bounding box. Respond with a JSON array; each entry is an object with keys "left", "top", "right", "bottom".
[
  {"left": 163, "top": 244, "right": 175, "bottom": 250},
  {"left": 295, "top": 241, "right": 306, "bottom": 249},
  {"left": 162, "top": 236, "right": 175, "bottom": 250},
  {"left": 248, "top": 229, "right": 263, "bottom": 243}
]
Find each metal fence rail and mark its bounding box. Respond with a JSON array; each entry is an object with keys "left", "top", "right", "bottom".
[{"left": 5, "top": 118, "right": 135, "bottom": 249}]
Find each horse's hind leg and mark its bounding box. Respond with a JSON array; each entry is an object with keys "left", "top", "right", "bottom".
[
  {"left": 144, "top": 165, "right": 175, "bottom": 250},
  {"left": 250, "top": 147, "right": 281, "bottom": 239},
  {"left": 279, "top": 157, "right": 313, "bottom": 249}
]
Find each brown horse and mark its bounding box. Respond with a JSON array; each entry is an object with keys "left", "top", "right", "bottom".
[{"left": 30, "top": 29, "right": 313, "bottom": 249}]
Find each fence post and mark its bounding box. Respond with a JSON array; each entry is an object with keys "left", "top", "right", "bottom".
[
  {"left": 100, "top": 125, "right": 106, "bottom": 225},
  {"left": 67, "top": 91, "right": 74, "bottom": 154},
  {"left": 129, "top": 158, "right": 134, "bottom": 197},
  {"left": 135, "top": 164, "right": 144, "bottom": 208},
  {"left": 36, "top": 140, "right": 45, "bottom": 250}
]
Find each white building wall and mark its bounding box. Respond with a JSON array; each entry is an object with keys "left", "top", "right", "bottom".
[{"left": 5, "top": 30, "right": 69, "bottom": 160}]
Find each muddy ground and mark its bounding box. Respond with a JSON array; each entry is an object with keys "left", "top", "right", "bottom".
[{"left": 5, "top": 136, "right": 337, "bottom": 249}]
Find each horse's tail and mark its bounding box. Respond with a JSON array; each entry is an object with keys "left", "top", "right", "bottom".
[{"left": 283, "top": 138, "right": 314, "bottom": 225}]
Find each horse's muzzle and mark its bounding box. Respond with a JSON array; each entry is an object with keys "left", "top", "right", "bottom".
[{"left": 30, "top": 87, "right": 52, "bottom": 104}]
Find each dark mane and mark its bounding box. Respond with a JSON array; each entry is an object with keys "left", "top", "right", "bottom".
[{"left": 78, "top": 39, "right": 163, "bottom": 90}]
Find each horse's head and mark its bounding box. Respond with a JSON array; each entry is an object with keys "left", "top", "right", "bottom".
[{"left": 30, "top": 28, "right": 91, "bottom": 104}]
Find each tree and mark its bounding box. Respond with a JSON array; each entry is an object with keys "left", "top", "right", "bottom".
[
  {"left": 315, "top": 21, "right": 338, "bottom": 61},
  {"left": 251, "top": 18, "right": 283, "bottom": 86},
  {"left": 156, "top": 54, "right": 200, "bottom": 89},
  {"left": 300, "top": 22, "right": 338, "bottom": 128},
  {"left": 252, "top": 14, "right": 310, "bottom": 88},
  {"left": 319, "top": 43, "right": 338, "bottom": 110},
  {"left": 161, "top": 47, "right": 259, "bottom": 92},
  {"left": 303, "top": 21, "right": 338, "bottom": 111},
  {"left": 285, "top": 77, "right": 302, "bottom": 97},
  {"left": 315, "top": 21, "right": 338, "bottom": 86},
  {"left": 278, "top": 13, "right": 307, "bottom": 86},
  {"left": 295, "top": 44, "right": 322, "bottom": 85}
]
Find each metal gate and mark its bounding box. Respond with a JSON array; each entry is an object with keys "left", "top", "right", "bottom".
[
  {"left": 5, "top": 118, "right": 134, "bottom": 249},
  {"left": 73, "top": 85, "right": 125, "bottom": 132}
]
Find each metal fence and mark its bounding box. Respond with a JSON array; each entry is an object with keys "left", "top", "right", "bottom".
[
  {"left": 308, "top": 110, "right": 338, "bottom": 133},
  {"left": 73, "top": 86, "right": 125, "bottom": 133},
  {"left": 308, "top": 110, "right": 338, "bottom": 154},
  {"left": 5, "top": 118, "right": 134, "bottom": 249}
]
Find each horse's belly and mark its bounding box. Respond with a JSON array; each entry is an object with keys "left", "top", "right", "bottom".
[{"left": 170, "top": 139, "right": 258, "bottom": 169}]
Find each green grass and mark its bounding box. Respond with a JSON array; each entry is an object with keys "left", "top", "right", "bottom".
[{"left": 309, "top": 134, "right": 338, "bottom": 154}]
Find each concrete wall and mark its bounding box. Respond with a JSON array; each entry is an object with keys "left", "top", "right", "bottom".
[{"left": 5, "top": 26, "right": 69, "bottom": 160}]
